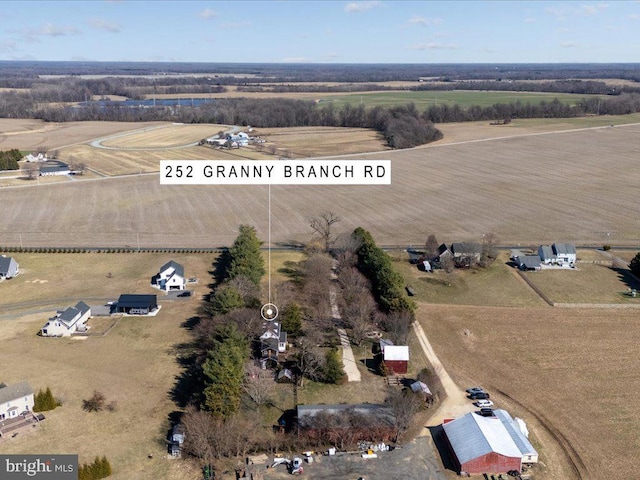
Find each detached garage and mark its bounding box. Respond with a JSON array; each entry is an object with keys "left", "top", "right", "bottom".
[
  {"left": 443, "top": 409, "right": 538, "bottom": 476},
  {"left": 116, "top": 294, "right": 158, "bottom": 315}
]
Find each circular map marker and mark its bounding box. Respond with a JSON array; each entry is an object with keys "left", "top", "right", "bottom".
[{"left": 260, "top": 303, "right": 279, "bottom": 321}]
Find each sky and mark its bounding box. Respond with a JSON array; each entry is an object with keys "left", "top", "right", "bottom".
[{"left": 1, "top": 1, "right": 639, "bottom": 63}]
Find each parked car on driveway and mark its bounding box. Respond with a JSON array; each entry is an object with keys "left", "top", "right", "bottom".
[
  {"left": 466, "top": 387, "right": 485, "bottom": 395},
  {"left": 475, "top": 399, "right": 494, "bottom": 408},
  {"left": 469, "top": 391, "right": 490, "bottom": 400},
  {"left": 479, "top": 407, "right": 494, "bottom": 417}
]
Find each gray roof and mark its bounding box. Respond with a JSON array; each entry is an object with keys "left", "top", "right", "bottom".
[
  {"left": 451, "top": 242, "right": 482, "bottom": 255},
  {"left": 159, "top": 260, "right": 184, "bottom": 277},
  {"left": 297, "top": 404, "right": 396, "bottom": 428},
  {"left": 553, "top": 243, "right": 576, "bottom": 255},
  {"left": 0, "top": 256, "right": 17, "bottom": 274},
  {"left": 117, "top": 294, "right": 157, "bottom": 308},
  {"left": 443, "top": 409, "right": 537, "bottom": 465},
  {"left": 538, "top": 245, "right": 555, "bottom": 260},
  {"left": 519, "top": 255, "right": 541, "bottom": 269},
  {"left": 56, "top": 301, "right": 91, "bottom": 327},
  {"left": 39, "top": 161, "right": 70, "bottom": 173},
  {"left": 0, "top": 381, "right": 33, "bottom": 404}
]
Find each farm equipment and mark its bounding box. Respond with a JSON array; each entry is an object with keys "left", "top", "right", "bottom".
[{"left": 270, "top": 457, "right": 304, "bottom": 475}]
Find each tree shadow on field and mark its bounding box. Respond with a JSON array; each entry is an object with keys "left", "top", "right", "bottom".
[
  {"left": 208, "top": 248, "right": 231, "bottom": 290},
  {"left": 278, "top": 260, "right": 304, "bottom": 286},
  {"left": 611, "top": 266, "right": 640, "bottom": 292},
  {"left": 169, "top": 339, "right": 204, "bottom": 409}
]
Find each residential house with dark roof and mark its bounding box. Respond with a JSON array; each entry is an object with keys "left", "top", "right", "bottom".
[
  {"left": 151, "top": 260, "right": 186, "bottom": 291},
  {"left": 451, "top": 242, "right": 482, "bottom": 267},
  {"left": 0, "top": 381, "right": 34, "bottom": 420},
  {"left": 41, "top": 301, "right": 91, "bottom": 337},
  {"left": 538, "top": 243, "right": 577, "bottom": 266}
]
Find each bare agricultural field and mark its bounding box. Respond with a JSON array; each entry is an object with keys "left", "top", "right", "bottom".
[
  {"left": 419, "top": 303, "right": 640, "bottom": 479},
  {"left": 2, "top": 123, "right": 640, "bottom": 249},
  {"left": 254, "top": 126, "right": 389, "bottom": 157},
  {"left": 0, "top": 119, "right": 166, "bottom": 151},
  {"left": 99, "top": 124, "right": 224, "bottom": 148}
]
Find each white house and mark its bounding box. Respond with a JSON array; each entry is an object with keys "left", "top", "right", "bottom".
[
  {"left": 538, "top": 243, "right": 576, "bottom": 266},
  {"left": 41, "top": 301, "right": 91, "bottom": 337},
  {"left": 260, "top": 321, "right": 287, "bottom": 353},
  {"left": 24, "top": 153, "right": 47, "bottom": 163},
  {"left": 152, "top": 260, "right": 186, "bottom": 291},
  {"left": 0, "top": 256, "right": 19, "bottom": 279},
  {"left": 0, "top": 381, "right": 34, "bottom": 420}
]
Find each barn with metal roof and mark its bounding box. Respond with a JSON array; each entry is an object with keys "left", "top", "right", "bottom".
[{"left": 442, "top": 409, "right": 538, "bottom": 476}]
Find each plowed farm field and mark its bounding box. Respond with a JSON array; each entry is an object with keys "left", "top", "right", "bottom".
[
  {"left": 1, "top": 122, "right": 640, "bottom": 248},
  {"left": 419, "top": 303, "right": 640, "bottom": 479}
]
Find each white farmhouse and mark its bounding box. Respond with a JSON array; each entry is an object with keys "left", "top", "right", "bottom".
[
  {"left": 0, "top": 381, "right": 34, "bottom": 420},
  {"left": 152, "top": 260, "right": 186, "bottom": 291},
  {"left": 41, "top": 301, "right": 91, "bottom": 337},
  {"left": 538, "top": 243, "right": 577, "bottom": 266}
]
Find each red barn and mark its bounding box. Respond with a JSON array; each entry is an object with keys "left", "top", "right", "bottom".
[
  {"left": 442, "top": 410, "right": 538, "bottom": 476},
  {"left": 383, "top": 345, "right": 409, "bottom": 374}
]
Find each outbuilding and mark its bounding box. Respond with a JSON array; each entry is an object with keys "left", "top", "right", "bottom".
[
  {"left": 116, "top": 294, "right": 158, "bottom": 315},
  {"left": 0, "top": 255, "right": 19, "bottom": 279},
  {"left": 383, "top": 345, "right": 409, "bottom": 374},
  {"left": 442, "top": 409, "right": 538, "bottom": 476}
]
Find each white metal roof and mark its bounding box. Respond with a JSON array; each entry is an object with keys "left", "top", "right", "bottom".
[
  {"left": 383, "top": 345, "right": 409, "bottom": 361},
  {"left": 443, "top": 409, "right": 534, "bottom": 464}
]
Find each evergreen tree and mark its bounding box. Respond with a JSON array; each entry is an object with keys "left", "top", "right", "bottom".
[
  {"left": 208, "top": 285, "right": 244, "bottom": 316},
  {"left": 281, "top": 303, "right": 303, "bottom": 336},
  {"left": 227, "top": 225, "right": 265, "bottom": 286},
  {"left": 101, "top": 456, "right": 112, "bottom": 477},
  {"left": 324, "top": 348, "right": 346, "bottom": 384},
  {"left": 630, "top": 252, "right": 640, "bottom": 277},
  {"left": 202, "top": 326, "right": 248, "bottom": 418}
]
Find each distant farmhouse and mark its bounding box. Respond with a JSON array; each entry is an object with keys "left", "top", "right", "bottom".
[
  {"left": 206, "top": 131, "right": 251, "bottom": 148},
  {"left": 0, "top": 381, "right": 34, "bottom": 420},
  {"left": 514, "top": 243, "right": 577, "bottom": 271},
  {"left": 39, "top": 160, "right": 70, "bottom": 176},
  {"left": 41, "top": 301, "right": 91, "bottom": 337},
  {"left": 151, "top": 260, "right": 186, "bottom": 292},
  {"left": 259, "top": 319, "right": 287, "bottom": 369},
  {"left": 411, "top": 242, "right": 483, "bottom": 270},
  {"left": 0, "top": 255, "right": 19, "bottom": 279}
]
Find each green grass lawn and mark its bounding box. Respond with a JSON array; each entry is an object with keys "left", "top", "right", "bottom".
[
  {"left": 523, "top": 263, "right": 640, "bottom": 304},
  {"left": 395, "top": 252, "right": 544, "bottom": 307},
  {"left": 319, "top": 90, "right": 607, "bottom": 109}
]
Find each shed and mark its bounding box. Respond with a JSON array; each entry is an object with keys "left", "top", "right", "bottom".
[
  {"left": 276, "top": 368, "right": 294, "bottom": 383},
  {"left": 442, "top": 409, "right": 538, "bottom": 476},
  {"left": 116, "top": 294, "right": 158, "bottom": 315},
  {"left": 383, "top": 345, "right": 409, "bottom": 374}
]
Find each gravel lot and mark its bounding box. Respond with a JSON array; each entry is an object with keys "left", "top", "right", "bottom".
[{"left": 260, "top": 436, "right": 448, "bottom": 480}]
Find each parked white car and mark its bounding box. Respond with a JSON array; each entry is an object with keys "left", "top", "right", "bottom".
[{"left": 475, "top": 399, "right": 494, "bottom": 408}]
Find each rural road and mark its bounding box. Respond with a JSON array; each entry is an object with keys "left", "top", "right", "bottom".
[{"left": 412, "top": 320, "right": 474, "bottom": 429}]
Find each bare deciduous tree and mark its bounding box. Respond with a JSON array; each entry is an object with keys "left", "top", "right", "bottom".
[
  {"left": 310, "top": 211, "right": 341, "bottom": 251},
  {"left": 377, "top": 310, "right": 412, "bottom": 345},
  {"left": 425, "top": 234, "right": 439, "bottom": 258},
  {"left": 243, "top": 363, "right": 276, "bottom": 406},
  {"left": 23, "top": 163, "right": 39, "bottom": 180}
]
